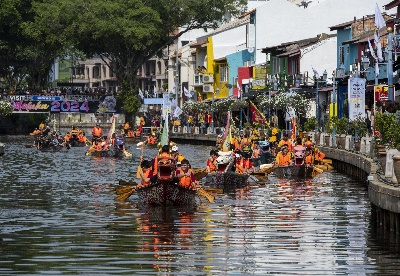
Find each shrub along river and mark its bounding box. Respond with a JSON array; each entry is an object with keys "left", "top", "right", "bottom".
[{"left": 1, "top": 136, "right": 400, "bottom": 275}]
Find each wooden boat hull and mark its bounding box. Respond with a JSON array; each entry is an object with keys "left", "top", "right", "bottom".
[
  {"left": 124, "top": 136, "right": 140, "bottom": 143},
  {"left": 273, "top": 165, "right": 314, "bottom": 179},
  {"left": 136, "top": 181, "right": 197, "bottom": 206},
  {"left": 204, "top": 172, "right": 249, "bottom": 188}
]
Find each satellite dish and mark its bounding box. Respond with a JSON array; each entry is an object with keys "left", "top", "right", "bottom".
[{"left": 248, "top": 47, "right": 254, "bottom": 53}]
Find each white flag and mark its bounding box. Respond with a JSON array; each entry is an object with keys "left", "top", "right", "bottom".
[
  {"left": 184, "top": 87, "right": 192, "bottom": 98},
  {"left": 173, "top": 106, "right": 183, "bottom": 118},
  {"left": 171, "top": 82, "right": 176, "bottom": 94},
  {"left": 312, "top": 66, "right": 320, "bottom": 79},
  {"left": 138, "top": 88, "right": 144, "bottom": 99},
  {"left": 376, "top": 41, "right": 383, "bottom": 62},
  {"left": 375, "top": 3, "right": 386, "bottom": 30},
  {"left": 375, "top": 62, "right": 380, "bottom": 76}
]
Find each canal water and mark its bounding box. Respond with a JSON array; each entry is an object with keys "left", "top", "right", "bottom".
[{"left": 1, "top": 136, "right": 400, "bottom": 275}]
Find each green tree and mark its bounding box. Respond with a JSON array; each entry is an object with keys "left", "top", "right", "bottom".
[
  {"left": 29, "top": 0, "right": 246, "bottom": 112},
  {"left": 0, "top": 0, "right": 64, "bottom": 91}
]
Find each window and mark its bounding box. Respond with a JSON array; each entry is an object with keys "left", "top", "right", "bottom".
[
  {"left": 271, "top": 56, "right": 279, "bottom": 75},
  {"left": 339, "top": 46, "right": 344, "bottom": 65},
  {"left": 220, "top": 64, "right": 228, "bottom": 82}
]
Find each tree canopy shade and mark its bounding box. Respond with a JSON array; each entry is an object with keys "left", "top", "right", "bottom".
[
  {"left": 22, "top": 0, "right": 247, "bottom": 113},
  {"left": 0, "top": 0, "right": 64, "bottom": 91}
]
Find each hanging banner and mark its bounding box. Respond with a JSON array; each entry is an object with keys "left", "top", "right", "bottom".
[
  {"left": 374, "top": 85, "right": 388, "bottom": 102},
  {"left": 348, "top": 77, "right": 366, "bottom": 121}
]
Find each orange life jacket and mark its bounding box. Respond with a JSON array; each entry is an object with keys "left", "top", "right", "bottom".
[
  {"left": 178, "top": 169, "right": 194, "bottom": 188},
  {"left": 207, "top": 157, "right": 217, "bottom": 172},
  {"left": 92, "top": 126, "right": 102, "bottom": 137},
  {"left": 236, "top": 158, "right": 252, "bottom": 174},
  {"left": 304, "top": 154, "right": 314, "bottom": 165},
  {"left": 147, "top": 136, "right": 157, "bottom": 144},
  {"left": 315, "top": 150, "right": 326, "bottom": 162},
  {"left": 276, "top": 152, "right": 292, "bottom": 166}
]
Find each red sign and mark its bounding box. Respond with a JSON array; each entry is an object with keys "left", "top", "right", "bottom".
[{"left": 374, "top": 85, "right": 388, "bottom": 102}]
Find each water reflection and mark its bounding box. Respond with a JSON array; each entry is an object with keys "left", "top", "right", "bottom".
[{"left": 2, "top": 136, "right": 400, "bottom": 274}]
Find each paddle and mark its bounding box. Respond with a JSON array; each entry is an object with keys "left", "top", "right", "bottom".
[
  {"left": 115, "top": 184, "right": 137, "bottom": 195},
  {"left": 192, "top": 168, "right": 208, "bottom": 181},
  {"left": 313, "top": 166, "right": 324, "bottom": 174},
  {"left": 136, "top": 143, "right": 145, "bottom": 179},
  {"left": 114, "top": 187, "right": 136, "bottom": 201},
  {"left": 196, "top": 188, "right": 215, "bottom": 203},
  {"left": 119, "top": 179, "right": 136, "bottom": 186}
]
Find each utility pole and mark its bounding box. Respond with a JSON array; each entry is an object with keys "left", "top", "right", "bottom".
[{"left": 175, "top": 42, "right": 179, "bottom": 109}]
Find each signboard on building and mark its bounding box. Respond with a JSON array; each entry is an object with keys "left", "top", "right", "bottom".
[
  {"left": 9, "top": 96, "right": 120, "bottom": 113},
  {"left": 348, "top": 77, "right": 366, "bottom": 121},
  {"left": 374, "top": 85, "right": 388, "bottom": 102}
]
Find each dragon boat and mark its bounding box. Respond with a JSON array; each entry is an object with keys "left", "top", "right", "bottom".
[
  {"left": 136, "top": 157, "right": 197, "bottom": 206},
  {"left": 203, "top": 151, "right": 249, "bottom": 188}
]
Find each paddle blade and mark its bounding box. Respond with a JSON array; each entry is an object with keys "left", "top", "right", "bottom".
[
  {"left": 136, "top": 141, "right": 144, "bottom": 147},
  {"left": 115, "top": 185, "right": 136, "bottom": 195},
  {"left": 313, "top": 166, "right": 324, "bottom": 174},
  {"left": 197, "top": 188, "right": 215, "bottom": 203},
  {"left": 119, "top": 180, "right": 137, "bottom": 186},
  {"left": 193, "top": 168, "right": 208, "bottom": 181},
  {"left": 114, "top": 188, "right": 135, "bottom": 201},
  {"left": 136, "top": 164, "right": 142, "bottom": 179}
]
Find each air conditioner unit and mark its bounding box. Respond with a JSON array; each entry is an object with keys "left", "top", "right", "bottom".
[
  {"left": 203, "top": 75, "right": 214, "bottom": 83},
  {"left": 203, "top": 84, "right": 214, "bottom": 93}
]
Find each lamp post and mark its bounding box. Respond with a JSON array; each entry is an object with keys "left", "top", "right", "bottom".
[
  {"left": 211, "top": 90, "right": 214, "bottom": 133},
  {"left": 315, "top": 70, "right": 328, "bottom": 133},
  {"left": 331, "top": 71, "right": 338, "bottom": 146}
]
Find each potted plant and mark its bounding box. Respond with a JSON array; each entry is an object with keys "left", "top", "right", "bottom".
[{"left": 349, "top": 114, "right": 368, "bottom": 151}]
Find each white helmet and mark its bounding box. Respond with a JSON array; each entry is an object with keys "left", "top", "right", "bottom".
[{"left": 172, "top": 145, "right": 178, "bottom": 152}]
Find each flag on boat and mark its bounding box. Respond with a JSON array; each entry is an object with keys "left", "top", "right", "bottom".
[
  {"left": 105, "top": 114, "right": 115, "bottom": 145},
  {"left": 250, "top": 101, "right": 268, "bottom": 125},
  {"left": 222, "top": 126, "right": 232, "bottom": 152},
  {"left": 160, "top": 117, "right": 169, "bottom": 146},
  {"left": 138, "top": 88, "right": 144, "bottom": 99}
]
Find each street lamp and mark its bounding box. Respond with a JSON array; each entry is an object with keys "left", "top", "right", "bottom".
[
  {"left": 331, "top": 71, "right": 338, "bottom": 146},
  {"left": 211, "top": 88, "right": 220, "bottom": 133},
  {"left": 315, "top": 70, "right": 327, "bottom": 133}
]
